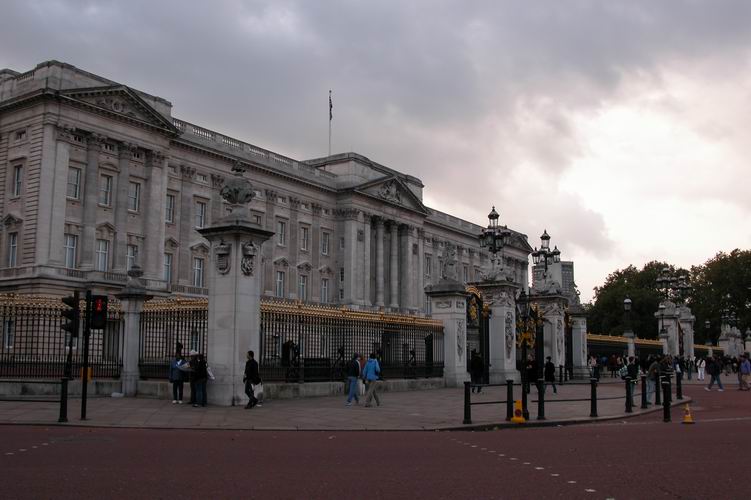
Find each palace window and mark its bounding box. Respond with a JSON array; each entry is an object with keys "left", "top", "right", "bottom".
[
  {"left": 14, "top": 130, "right": 26, "bottom": 142},
  {"left": 126, "top": 244, "right": 138, "bottom": 271},
  {"left": 300, "top": 226, "right": 309, "bottom": 251},
  {"left": 194, "top": 200, "right": 207, "bottom": 228},
  {"left": 64, "top": 234, "right": 77, "bottom": 269},
  {"left": 321, "top": 232, "right": 330, "bottom": 255},
  {"left": 12, "top": 165, "right": 22, "bottom": 197},
  {"left": 165, "top": 194, "right": 175, "bottom": 223},
  {"left": 164, "top": 253, "right": 173, "bottom": 283},
  {"left": 298, "top": 275, "right": 308, "bottom": 301},
  {"left": 340, "top": 237, "right": 345, "bottom": 250},
  {"left": 193, "top": 257, "right": 205, "bottom": 288},
  {"left": 3, "top": 319, "right": 14, "bottom": 349},
  {"left": 339, "top": 267, "right": 344, "bottom": 283},
  {"left": 128, "top": 182, "right": 141, "bottom": 212},
  {"left": 424, "top": 255, "right": 432, "bottom": 277},
  {"left": 99, "top": 174, "right": 113, "bottom": 206},
  {"left": 321, "top": 278, "right": 329, "bottom": 303},
  {"left": 275, "top": 271, "right": 286, "bottom": 298},
  {"left": 463, "top": 265, "right": 469, "bottom": 283},
  {"left": 277, "top": 220, "right": 286, "bottom": 246},
  {"left": 95, "top": 239, "right": 109, "bottom": 272},
  {"left": 7, "top": 232, "right": 17, "bottom": 268},
  {"left": 67, "top": 167, "right": 81, "bottom": 199}
]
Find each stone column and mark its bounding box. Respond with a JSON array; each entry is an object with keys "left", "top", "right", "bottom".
[
  {"left": 678, "top": 305, "right": 695, "bottom": 358},
  {"left": 288, "top": 198, "right": 301, "bottom": 299},
  {"left": 37, "top": 124, "right": 71, "bottom": 266},
  {"left": 262, "top": 189, "right": 277, "bottom": 295},
  {"left": 80, "top": 134, "right": 104, "bottom": 270},
  {"left": 476, "top": 280, "right": 520, "bottom": 383},
  {"left": 116, "top": 267, "right": 152, "bottom": 396},
  {"left": 532, "top": 293, "right": 568, "bottom": 368},
  {"left": 311, "top": 203, "right": 322, "bottom": 300},
  {"left": 177, "top": 166, "right": 195, "bottom": 283},
  {"left": 143, "top": 151, "right": 167, "bottom": 280},
  {"left": 655, "top": 301, "right": 680, "bottom": 356},
  {"left": 569, "top": 312, "right": 589, "bottom": 378},
  {"left": 198, "top": 171, "right": 274, "bottom": 406},
  {"left": 375, "top": 217, "right": 385, "bottom": 307},
  {"left": 342, "top": 209, "right": 359, "bottom": 305},
  {"left": 362, "top": 213, "right": 372, "bottom": 306},
  {"left": 113, "top": 144, "right": 134, "bottom": 272},
  {"left": 417, "top": 229, "right": 425, "bottom": 312},
  {"left": 425, "top": 280, "right": 469, "bottom": 387},
  {"left": 389, "top": 221, "right": 399, "bottom": 309},
  {"left": 744, "top": 329, "right": 750, "bottom": 354}
]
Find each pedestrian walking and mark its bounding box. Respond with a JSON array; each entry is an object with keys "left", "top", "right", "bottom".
[
  {"left": 739, "top": 354, "right": 750, "bottom": 391},
  {"left": 186, "top": 349, "right": 199, "bottom": 405},
  {"left": 470, "top": 350, "right": 484, "bottom": 393},
  {"left": 705, "top": 356, "right": 725, "bottom": 391},
  {"left": 697, "top": 357, "right": 706, "bottom": 381},
  {"left": 169, "top": 351, "right": 186, "bottom": 404},
  {"left": 192, "top": 353, "right": 209, "bottom": 407},
  {"left": 525, "top": 355, "right": 537, "bottom": 394},
  {"left": 647, "top": 356, "right": 660, "bottom": 404},
  {"left": 345, "top": 353, "right": 361, "bottom": 406},
  {"left": 543, "top": 356, "right": 557, "bottom": 394},
  {"left": 627, "top": 356, "right": 639, "bottom": 406},
  {"left": 244, "top": 350, "right": 261, "bottom": 409},
  {"left": 362, "top": 352, "right": 381, "bottom": 407}
]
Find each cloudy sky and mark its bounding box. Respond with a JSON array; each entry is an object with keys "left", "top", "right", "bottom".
[{"left": 2, "top": 0, "right": 750, "bottom": 301}]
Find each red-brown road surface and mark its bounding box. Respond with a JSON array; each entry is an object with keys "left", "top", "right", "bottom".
[{"left": 1, "top": 386, "right": 748, "bottom": 500}]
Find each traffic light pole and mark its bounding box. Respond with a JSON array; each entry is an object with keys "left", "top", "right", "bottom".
[{"left": 81, "top": 290, "right": 91, "bottom": 420}]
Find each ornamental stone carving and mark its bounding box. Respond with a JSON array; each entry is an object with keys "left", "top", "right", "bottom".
[
  {"left": 240, "top": 240, "right": 258, "bottom": 276},
  {"left": 441, "top": 244, "right": 458, "bottom": 281},
  {"left": 220, "top": 173, "right": 255, "bottom": 206},
  {"left": 505, "top": 311, "right": 514, "bottom": 358},
  {"left": 457, "top": 319, "right": 465, "bottom": 358},
  {"left": 556, "top": 319, "right": 564, "bottom": 359},
  {"left": 215, "top": 240, "right": 231, "bottom": 275},
  {"left": 379, "top": 180, "right": 401, "bottom": 204}
]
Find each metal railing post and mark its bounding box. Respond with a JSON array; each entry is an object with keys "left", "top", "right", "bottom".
[
  {"left": 676, "top": 371, "right": 683, "bottom": 400},
  {"left": 662, "top": 378, "right": 671, "bottom": 422},
  {"left": 463, "top": 381, "right": 472, "bottom": 425},
  {"left": 589, "top": 378, "right": 598, "bottom": 417},
  {"left": 558, "top": 365, "right": 563, "bottom": 385},
  {"left": 640, "top": 374, "right": 648, "bottom": 409},
  {"left": 506, "top": 379, "right": 513, "bottom": 421},
  {"left": 655, "top": 374, "right": 662, "bottom": 406},
  {"left": 58, "top": 378, "right": 68, "bottom": 423},
  {"left": 537, "top": 379, "right": 546, "bottom": 420},
  {"left": 522, "top": 377, "right": 529, "bottom": 421},
  {"left": 625, "top": 376, "right": 633, "bottom": 413}
]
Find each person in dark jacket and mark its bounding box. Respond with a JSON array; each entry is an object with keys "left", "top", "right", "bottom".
[
  {"left": 192, "top": 353, "right": 209, "bottom": 407},
  {"left": 543, "top": 356, "right": 557, "bottom": 394},
  {"left": 470, "top": 350, "right": 484, "bottom": 393},
  {"left": 626, "top": 356, "right": 639, "bottom": 405},
  {"left": 705, "top": 356, "right": 725, "bottom": 391},
  {"left": 345, "top": 353, "right": 361, "bottom": 406},
  {"left": 244, "top": 350, "right": 261, "bottom": 409},
  {"left": 168, "top": 352, "right": 186, "bottom": 404}
]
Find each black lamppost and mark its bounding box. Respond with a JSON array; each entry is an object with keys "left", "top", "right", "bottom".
[
  {"left": 704, "top": 320, "right": 712, "bottom": 347},
  {"left": 531, "top": 230, "right": 560, "bottom": 285},
  {"left": 516, "top": 290, "right": 540, "bottom": 420},
  {"left": 479, "top": 206, "right": 511, "bottom": 274}
]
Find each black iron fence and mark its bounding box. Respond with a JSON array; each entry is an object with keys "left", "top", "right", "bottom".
[
  {"left": 259, "top": 299, "right": 444, "bottom": 382},
  {"left": 0, "top": 295, "right": 123, "bottom": 379},
  {"left": 138, "top": 299, "right": 208, "bottom": 379}
]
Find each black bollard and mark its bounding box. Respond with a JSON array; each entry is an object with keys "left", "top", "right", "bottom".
[
  {"left": 641, "top": 375, "right": 648, "bottom": 409},
  {"left": 676, "top": 371, "right": 683, "bottom": 400},
  {"left": 625, "top": 376, "right": 633, "bottom": 413},
  {"left": 662, "top": 379, "right": 671, "bottom": 422},
  {"left": 58, "top": 378, "right": 68, "bottom": 423},
  {"left": 666, "top": 374, "right": 672, "bottom": 404},
  {"left": 537, "top": 379, "right": 546, "bottom": 420},
  {"left": 655, "top": 374, "right": 662, "bottom": 406},
  {"left": 590, "top": 378, "right": 598, "bottom": 418},
  {"left": 522, "top": 378, "right": 529, "bottom": 421},
  {"left": 559, "top": 365, "right": 564, "bottom": 385},
  {"left": 463, "top": 381, "right": 472, "bottom": 424},
  {"left": 506, "top": 379, "right": 514, "bottom": 421}
]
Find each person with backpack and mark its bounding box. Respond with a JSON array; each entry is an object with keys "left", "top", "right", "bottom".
[
  {"left": 739, "top": 354, "right": 751, "bottom": 391},
  {"left": 362, "top": 352, "right": 381, "bottom": 407},
  {"left": 168, "top": 351, "right": 186, "bottom": 404},
  {"left": 345, "top": 353, "right": 361, "bottom": 406},
  {"left": 626, "top": 356, "right": 639, "bottom": 406}
]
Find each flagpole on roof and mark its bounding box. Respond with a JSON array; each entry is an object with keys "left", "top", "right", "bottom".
[{"left": 328, "top": 89, "right": 332, "bottom": 157}]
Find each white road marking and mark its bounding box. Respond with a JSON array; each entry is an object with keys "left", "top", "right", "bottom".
[
  {"left": 568, "top": 481, "right": 577, "bottom": 484},
  {"left": 550, "top": 473, "right": 559, "bottom": 477},
  {"left": 5, "top": 452, "right": 13, "bottom": 456},
  {"left": 584, "top": 489, "right": 596, "bottom": 493},
  {"left": 535, "top": 467, "right": 544, "bottom": 470}
]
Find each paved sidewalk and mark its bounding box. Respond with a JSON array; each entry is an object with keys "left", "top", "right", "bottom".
[{"left": 0, "top": 380, "right": 687, "bottom": 431}]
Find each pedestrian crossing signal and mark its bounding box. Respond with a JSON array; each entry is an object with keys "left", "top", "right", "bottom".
[
  {"left": 90, "top": 295, "right": 108, "bottom": 330},
  {"left": 61, "top": 292, "right": 80, "bottom": 337}
]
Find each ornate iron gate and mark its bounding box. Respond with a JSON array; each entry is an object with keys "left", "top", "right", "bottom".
[{"left": 465, "top": 287, "right": 490, "bottom": 384}]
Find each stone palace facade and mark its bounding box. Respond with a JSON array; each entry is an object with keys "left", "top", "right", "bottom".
[{"left": 0, "top": 60, "right": 533, "bottom": 313}]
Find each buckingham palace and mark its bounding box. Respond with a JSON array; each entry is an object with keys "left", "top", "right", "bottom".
[{"left": 0, "top": 60, "right": 533, "bottom": 313}]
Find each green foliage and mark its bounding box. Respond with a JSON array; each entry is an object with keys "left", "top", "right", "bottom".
[{"left": 588, "top": 250, "right": 751, "bottom": 343}]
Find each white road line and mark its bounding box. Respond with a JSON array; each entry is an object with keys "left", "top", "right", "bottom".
[
  {"left": 567, "top": 481, "right": 576, "bottom": 484},
  {"left": 584, "top": 489, "right": 596, "bottom": 493},
  {"left": 550, "top": 473, "right": 559, "bottom": 477},
  {"left": 19, "top": 449, "right": 26, "bottom": 452},
  {"left": 535, "top": 467, "right": 544, "bottom": 470},
  {"left": 523, "top": 462, "right": 530, "bottom": 465},
  {"left": 5, "top": 452, "right": 13, "bottom": 456}
]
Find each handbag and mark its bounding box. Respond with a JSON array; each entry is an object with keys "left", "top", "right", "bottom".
[
  {"left": 252, "top": 382, "right": 264, "bottom": 400},
  {"left": 358, "top": 379, "right": 365, "bottom": 396},
  {"left": 207, "top": 366, "right": 215, "bottom": 381}
]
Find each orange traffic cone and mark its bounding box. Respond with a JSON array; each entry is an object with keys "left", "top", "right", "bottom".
[{"left": 682, "top": 403, "right": 695, "bottom": 424}]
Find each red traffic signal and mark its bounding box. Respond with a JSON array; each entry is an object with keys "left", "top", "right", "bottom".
[{"left": 90, "top": 295, "right": 109, "bottom": 330}]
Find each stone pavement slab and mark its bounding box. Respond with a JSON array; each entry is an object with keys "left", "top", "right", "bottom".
[{"left": 0, "top": 380, "right": 686, "bottom": 431}]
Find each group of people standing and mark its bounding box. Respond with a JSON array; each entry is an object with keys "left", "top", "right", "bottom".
[
  {"left": 345, "top": 352, "right": 383, "bottom": 407},
  {"left": 168, "top": 349, "right": 211, "bottom": 407}
]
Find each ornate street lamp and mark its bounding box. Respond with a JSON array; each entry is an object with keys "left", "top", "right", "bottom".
[
  {"left": 516, "top": 290, "right": 543, "bottom": 420},
  {"left": 704, "top": 320, "right": 712, "bottom": 346},
  {"left": 623, "top": 297, "right": 633, "bottom": 331},
  {"left": 479, "top": 206, "right": 511, "bottom": 275},
  {"left": 531, "top": 230, "right": 560, "bottom": 285}
]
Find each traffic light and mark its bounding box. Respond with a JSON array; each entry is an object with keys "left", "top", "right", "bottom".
[
  {"left": 61, "top": 291, "right": 80, "bottom": 338},
  {"left": 90, "top": 295, "right": 109, "bottom": 330}
]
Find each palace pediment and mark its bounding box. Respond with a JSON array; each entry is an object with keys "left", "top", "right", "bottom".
[
  {"left": 355, "top": 176, "right": 428, "bottom": 215},
  {"left": 59, "top": 86, "right": 178, "bottom": 134}
]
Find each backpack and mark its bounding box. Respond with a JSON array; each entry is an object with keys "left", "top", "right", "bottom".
[{"left": 618, "top": 365, "right": 629, "bottom": 379}]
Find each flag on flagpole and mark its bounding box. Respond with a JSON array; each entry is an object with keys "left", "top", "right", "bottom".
[{"left": 329, "top": 90, "right": 333, "bottom": 121}]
